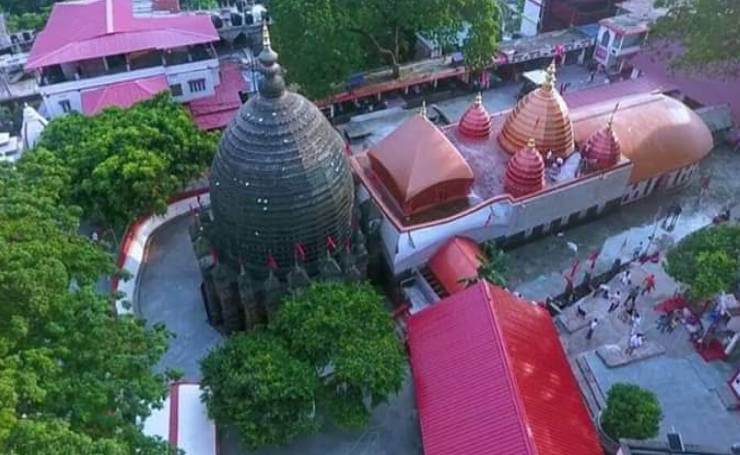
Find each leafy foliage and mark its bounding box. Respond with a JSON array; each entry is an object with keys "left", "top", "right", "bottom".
[
  {"left": 650, "top": 0, "right": 740, "bottom": 74},
  {"left": 476, "top": 241, "right": 509, "bottom": 287},
  {"left": 0, "top": 0, "right": 54, "bottom": 31},
  {"left": 271, "top": 0, "right": 501, "bottom": 98},
  {"left": 32, "top": 93, "right": 218, "bottom": 231},
  {"left": 200, "top": 333, "right": 319, "bottom": 450},
  {"left": 601, "top": 383, "right": 662, "bottom": 440},
  {"left": 0, "top": 155, "right": 175, "bottom": 453},
  {"left": 271, "top": 282, "right": 406, "bottom": 429},
  {"left": 665, "top": 225, "right": 740, "bottom": 299}
]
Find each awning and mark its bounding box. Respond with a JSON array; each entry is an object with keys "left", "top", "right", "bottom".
[
  {"left": 81, "top": 75, "right": 168, "bottom": 115},
  {"left": 427, "top": 236, "right": 483, "bottom": 295}
]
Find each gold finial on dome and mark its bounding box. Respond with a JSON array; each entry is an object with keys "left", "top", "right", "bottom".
[
  {"left": 543, "top": 60, "right": 557, "bottom": 91},
  {"left": 527, "top": 137, "right": 536, "bottom": 148},
  {"left": 475, "top": 92, "right": 483, "bottom": 105},
  {"left": 261, "top": 21, "right": 271, "bottom": 49},
  {"left": 419, "top": 99, "right": 427, "bottom": 118}
]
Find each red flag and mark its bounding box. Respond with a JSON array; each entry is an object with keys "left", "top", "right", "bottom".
[
  {"left": 569, "top": 259, "right": 580, "bottom": 279},
  {"left": 210, "top": 248, "right": 218, "bottom": 265},
  {"left": 484, "top": 207, "right": 494, "bottom": 227},
  {"left": 294, "top": 242, "right": 306, "bottom": 262},
  {"left": 266, "top": 253, "right": 278, "bottom": 270},
  {"left": 326, "top": 235, "right": 337, "bottom": 251},
  {"left": 588, "top": 250, "right": 600, "bottom": 270}
]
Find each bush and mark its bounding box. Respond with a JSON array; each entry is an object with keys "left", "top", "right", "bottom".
[{"left": 601, "top": 383, "right": 662, "bottom": 440}]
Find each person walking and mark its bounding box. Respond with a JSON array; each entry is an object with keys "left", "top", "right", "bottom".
[
  {"left": 642, "top": 274, "right": 656, "bottom": 295},
  {"left": 630, "top": 311, "right": 642, "bottom": 336},
  {"left": 620, "top": 269, "right": 632, "bottom": 287},
  {"left": 576, "top": 303, "right": 587, "bottom": 319},
  {"left": 626, "top": 333, "right": 644, "bottom": 355},
  {"left": 632, "top": 241, "right": 644, "bottom": 261},
  {"left": 625, "top": 285, "right": 640, "bottom": 307},
  {"left": 608, "top": 290, "right": 622, "bottom": 313},
  {"left": 586, "top": 318, "right": 599, "bottom": 340}
]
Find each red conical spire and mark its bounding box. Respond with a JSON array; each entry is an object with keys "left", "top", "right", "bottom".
[
  {"left": 458, "top": 93, "right": 492, "bottom": 138},
  {"left": 504, "top": 138, "right": 545, "bottom": 197},
  {"left": 582, "top": 103, "right": 621, "bottom": 170}
]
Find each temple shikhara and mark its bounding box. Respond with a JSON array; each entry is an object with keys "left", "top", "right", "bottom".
[
  {"left": 190, "top": 26, "right": 366, "bottom": 333},
  {"left": 352, "top": 62, "right": 713, "bottom": 275}
]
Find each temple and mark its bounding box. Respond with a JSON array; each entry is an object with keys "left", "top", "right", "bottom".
[
  {"left": 352, "top": 62, "right": 714, "bottom": 275},
  {"left": 190, "top": 25, "right": 366, "bottom": 333}
]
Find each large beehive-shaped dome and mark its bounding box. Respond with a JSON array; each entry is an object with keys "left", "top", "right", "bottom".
[
  {"left": 498, "top": 62, "right": 574, "bottom": 157},
  {"left": 209, "top": 25, "right": 354, "bottom": 276}
]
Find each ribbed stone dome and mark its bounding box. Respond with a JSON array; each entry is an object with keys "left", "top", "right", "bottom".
[
  {"left": 504, "top": 138, "right": 545, "bottom": 197},
  {"left": 209, "top": 27, "right": 354, "bottom": 277},
  {"left": 458, "top": 93, "right": 492, "bottom": 139},
  {"left": 498, "top": 62, "right": 574, "bottom": 157},
  {"left": 582, "top": 120, "right": 621, "bottom": 170}
]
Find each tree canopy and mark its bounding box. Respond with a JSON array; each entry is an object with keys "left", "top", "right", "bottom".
[
  {"left": 201, "top": 281, "right": 406, "bottom": 449},
  {"left": 32, "top": 93, "right": 218, "bottom": 231},
  {"left": 0, "top": 0, "right": 54, "bottom": 31},
  {"left": 651, "top": 0, "right": 740, "bottom": 74},
  {"left": 665, "top": 225, "right": 740, "bottom": 299},
  {"left": 271, "top": 0, "right": 501, "bottom": 98},
  {"left": 601, "top": 383, "right": 662, "bottom": 441},
  {"left": 200, "top": 332, "right": 319, "bottom": 450},
  {"left": 271, "top": 282, "right": 406, "bottom": 429},
  {"left": 0, "top": 157, "right": 175, "bottom": 453}
]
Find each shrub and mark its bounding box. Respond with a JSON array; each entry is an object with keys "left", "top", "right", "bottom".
[{"left": 601, "top": 383, "right": 662, "bottom": 440}]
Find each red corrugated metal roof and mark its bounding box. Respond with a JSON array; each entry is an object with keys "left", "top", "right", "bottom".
[
  {"left": 408, "top": 281, "right": 602, "bottom": 455},
  {"left": 427, "top": 236, "right": 483, "bottom": 295},
  {"left": 564, "top": 76, "right": 675, "bottom": 109},
  {"left": 81, "top": 75, "right": 168, "bottom": 115},
  {"left": 188, "top": 63, "right": 247, "bottom": 130},
  {"left": 26, "top": 0, "right": 217, "bottom": 70}
]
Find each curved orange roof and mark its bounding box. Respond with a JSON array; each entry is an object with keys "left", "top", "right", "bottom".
[
  {"left": 498, "top": 63, "right": 575, "bottom": 157},
  {"left": 368, "top": 115, "right": 474, "bottom": 204},
  {"left": 428, "top": 236, "right": 484, "bottom": 295},
  {"left": 573, "top": 93, "right": 713, "bottom": 183},
  {"left": 458, "top": 93, "right": 492, "bottom": 139}
]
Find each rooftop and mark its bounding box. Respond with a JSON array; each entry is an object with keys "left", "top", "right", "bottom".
[
  {"left": 408, "top": 281, "right": 602, "bottom": 455},
  {"left": 26, "top": 0, "right": 218, "bottom": 70}
]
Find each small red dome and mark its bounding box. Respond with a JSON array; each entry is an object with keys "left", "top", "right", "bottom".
[
  {"left": 458, "top": 93, "right": 492, "bottom": 138},
  {"left": 504, "top": 138, "right": 545, "bottom": 197},
  {"left": 583, "top": 122, "right": 621, "bottom": 170}
]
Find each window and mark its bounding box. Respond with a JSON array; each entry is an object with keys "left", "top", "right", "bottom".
[
  {"left": 170, "top": 83, "right": 183, "bottom": 97},
  {"left": 620, "top": 32, "right": 645, "bottom": 49},
  {"left": 600, "top": 30, "right": 611, "bottom": 47},
  {"left": 59, "top": 100, "right": 72, "bottom": 113},
  {"left": 188, "top": 78, "right": 207, "bottom": 93}
]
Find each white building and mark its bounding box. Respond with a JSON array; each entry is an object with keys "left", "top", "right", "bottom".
[
  {"left": 351, "top": 67, "right": 714, "bottom": 276},
  {"left": 24, "top": 0, "right": 221, "bottom": 119},
  {"left": 0, "top": 104, "right": 47, "bottom": 164}
]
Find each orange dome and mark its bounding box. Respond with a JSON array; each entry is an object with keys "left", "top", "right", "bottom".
[
  {"left": 504, "top": 138, "right": 545, "bottom": 197},
  {"left": 498, "top": 62, "right": 574, "bottom": 157},
  {"left": 458, "top": 93, "right": 492, "bottom": 138},
  {"left": 582, "top": 119, "right": 621, "bottom": 170}
]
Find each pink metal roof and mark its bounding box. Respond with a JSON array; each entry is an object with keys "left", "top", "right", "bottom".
[
  {"left": 189, "top": 63, "right": 247, "bottom": 130},
  {"left": 26, "top": 0, "right": 218, "bottom": 70},
  {"left": 563, "top": 75, "right": 675, "bottom": 109},
  {"left": 408, "top": 281, "right": 602, "bottom": 455},
  {"left": 81, "top": 75, "right": 168, "bottom": 115}
]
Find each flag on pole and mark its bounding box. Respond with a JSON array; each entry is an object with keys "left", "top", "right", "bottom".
[{"left": 266, "top": 252, "right": 278, "bottom": 270}]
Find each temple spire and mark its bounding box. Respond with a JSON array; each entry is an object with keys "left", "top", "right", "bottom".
[
  {"left": 257, "top": 22, "right": 285, "bottom": 97},
  {"left": 543, "top": 60, "right": 557, "bottom": 91},
  {"left": 475, "top": 92, "right": 483, "bottom": 105},
  {"left": 608, "top": 102, "right": 620, "bottom": 128}
]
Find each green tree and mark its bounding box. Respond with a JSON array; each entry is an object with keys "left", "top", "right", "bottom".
[
  {"left": 270, "top": 282, "right": 405, "bottom": 429},
  {"left": 601, "top": 383, "right": 662, "bottom": 440},
  {"left": 32, "top": 93, "right": 218, "bottom": 231},
  {"left": 0, "top": 161, "right": 175, "bottom": 453},
  {"left": 200, "top": 333, "right": 319, "bottom": 450},
  {"left": 650, "top": 0, "right": 740, "bottom": 74},
  {"left": 477, "top": 241, "right": 509, "bottom": 287},
  {"left": 665, "top": 225, "right": 740, "bottom": 300},
  {"left": 271, "top": 0, "right": 501, "bottom": 98}
]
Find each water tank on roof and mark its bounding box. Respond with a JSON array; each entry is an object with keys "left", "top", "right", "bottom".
[
  {"left": 211, "top": 14, "right": 223, "bottom": 29},
  {"left": 231, "top": 12, "right": 243, "bottom": 26}
]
